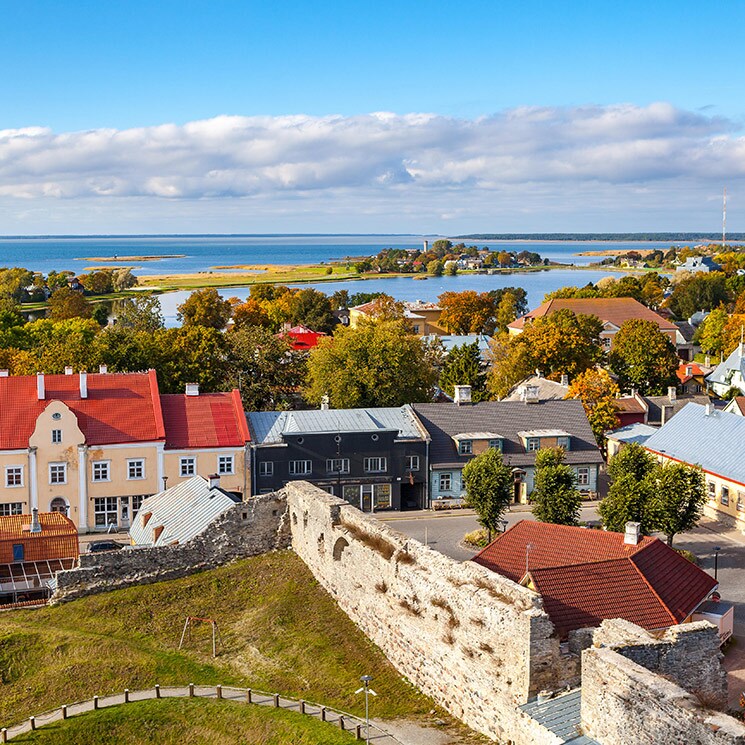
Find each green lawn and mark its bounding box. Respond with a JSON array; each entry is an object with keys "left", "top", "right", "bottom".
[
  {"left": 0, "top": 551, "right": 430, "bottom": 727},
  {"left": 10, "top": 698, "right": 356, "bottom": 744}
]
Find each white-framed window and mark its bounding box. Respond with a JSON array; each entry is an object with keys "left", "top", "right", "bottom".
[
  {"left": 738, "top": 492, "right": 745, "bottom": 512},
  {"left": 289, "top": 460, "right": 312, "bottom": 476},
  {"left": 488, "top": 439, "right": 502, "bottom": 451},
  {"left": 363, "top": 457, "right": 387, "bottom": 473},
  {"left": 180, "top": 457, "right": 196, "bottom": 477},
  {"left": 94, "top": 497, "right": 118, "bottom": 528},
  {"left": 326, "top": 458, "right": 350, "bottom": 474},
  {"left": 406, "top": 455, "right": 420, "bottom": 471},
  {"left": 127, "top": 459, "right": 145, "bottom": 480},
  {"left": 0, "top": 502, "right": 22, "bottom": 516},
  {"left": 92, "top": 461, "right": 110, "bottom": 482},
  {"left": 5, "top": 466, "right": 23, "bottom": 488},
  {"left": 577, "top": 467, "right": 590, "bottom": 486},
  {"left": 439, "top": 472, "right": 452, "bottom": 492},
  {"left": 557, "top": 436, "right": 571, "bottom": 450},
  {"left": 602, "top": 337, "right": 612, "bottom": 349},
  {"left": 708, "top": 482, "right": 716, "bottom": 500},
  {"left": 721, "top": 486, "right": 730, "bottom": 506},
  {"left": 458, "top": 440, "right": 473, "bottom": 455},
  {"left": 258, "top": 461, "right": 274, "bottom": 477},
  {"left": 49, "top": 463, "right": 67, "bottom": 485},
  {"left": 218, "top": 455, "right": 234, "bottom": 475},
  {"left": 526, "top": 438, "right": 540, "bottom": 452},
  {"left": 51, "top": 429, "right": 62, "bottom": 444},
  {"left": 131, "top": 494, "right": 146, "bottom": 515}
]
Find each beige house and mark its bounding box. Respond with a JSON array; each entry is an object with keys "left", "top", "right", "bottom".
[
  {"left": 0, "top": 369, "right": 249, "bottom": 532},
  {"left": 349, "top": 299, "right": 447, "bottom": 336}
]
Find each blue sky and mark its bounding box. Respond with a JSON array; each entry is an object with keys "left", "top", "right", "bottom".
[{"left": 1, "top": 1, "right": 745, "bottom": 233}]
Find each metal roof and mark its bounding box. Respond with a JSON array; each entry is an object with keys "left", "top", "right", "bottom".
[
  {"left": 519, "top": 690, "right": 600, "bottom": 744},
  {"left": 129, "top": 476, "right": 240, "bottom": 547},
  {"left": 707, "top": 345, "right": 745, "bottom": 385},
  {"left": 502, "top": 375, "right": 569, "bottom": 402},
  {"left": 643, "top": 402, "right": 745, "bottom": 485},
  {"left": 248, "top": 405, "right": 425, "bottom": 445},
  {"left": 518, "top": 429, "right": 571, "bottom": 438},
  {"left": 606, "top": 422, "right": 658, "bottom": 445},
  {"left": 452, "top": 432, "right": 502, "bottom": 440}
]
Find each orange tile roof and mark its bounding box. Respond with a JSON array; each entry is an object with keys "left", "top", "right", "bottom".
[
  {"left": 0, "top": 371, "right": 165, "bottom": 449},
  {"left": 676, "top": 362, "right": 706, "bottom": 384},
  {"left": 0, "top": 512, "right": 79, "bottom": 563},
  {"left": 508, "top": 297, "right": 677, "bottom": 332},
  {"left": 472, "top": 521, "right": 716, "bottom": 638}
]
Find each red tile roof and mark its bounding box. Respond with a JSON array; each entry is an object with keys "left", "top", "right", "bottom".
[
  {"left": 0, "top": 370, "right": 166, "bottom": 449},
  {"left": 472, "top": 521, "right": 716, "bottom": 638},
  {"left": 0, "top": 512, "right": 79, "bottom": 563},
  {"left": 160, "top": 389, "right": 249, "bottom": 449},
  {"left": 281, "top": 325, "right": 327, "bottom": 351},
  {"left": 676, "top": 362, "right": 705, "bottom": 384}
]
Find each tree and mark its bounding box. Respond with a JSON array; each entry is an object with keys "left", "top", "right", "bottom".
[
  {"left": 113, "top": 294, "right": 165, "bottom": 333},
  {"left": 607, "top": 319, "right": 679, "bottom": 394},
  {"left": 330, "top": 289, "right": 350, "bottom": 309},
  {"left": 304, "top": 319, "right": 437, "bottom": 408},
  {"left": 695, "top": 305, "right": 729, "bottom": 356},
  {"left": 92, "top": 304, "right": 110, "bottom": 326},
  {"left": 607, "top": 442, "right": 658, "bottom": 483},
  {"left": 427, "top": 259, "right": 444, "bottom": 276},
  {"left": 112, "top": 267, "right": 137, "bottom": 291},
  {"left": 485, "top": 332, "right": 535, "bottom": 399},
  {"left": 431, "top": 239, "right": 453, "bottom": 255},
  {"left": 565, "top": 368, "right": 620, "bottom": 446},
  {"left": 290, "top": 288, "right": 334, "bottom": 333},
  {"left": 93, "top": 327, "right": 161, "bottom": 373},
  {"left": 46, "top": 287, "right": 92, "bottom": 320},
  {"left": 177, "top": 288, "right": 232, "bottom": 329},
  {"left": 530, "top": 447, "right": 582, "bottom": 525},
  {"left": 438, "top": 291, "right": 495, "bottom": 334},
  {"left": 667, "top": 272, "right": 729, "bottom": 319},
  {"left": 645, "top": 462, "right": 707, "bottom": 546},
  {"left": 232, "top": 298, "right": 272, "bottom": 330},
  {"left": 462, "top": 447, "right": 513, "bottom": 536},
  {"left": 722, "top": 314, "right": 745, "bottom": 357},
  {"left": 84, "top": 270, "right": 114, "bottom": 295},
  {"left": 439, "top": 342, "right": 486, "bottom": 401},
  {"left": 155, "top": 325, "right": 229, "bottom": 393},
  {"left": 444, "top": 262, "right": 458, "bottom": 276}
]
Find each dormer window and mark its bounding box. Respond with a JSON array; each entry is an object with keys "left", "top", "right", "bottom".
[
  {"left": 526, "top": 438, "right": 540, "bottom": 452},
  {"left": 557, "top": 436, "right": 571, "bottom": 450},
  {"left": 488, "top": 439, "right": 503, "bottom": 451},
  {"left": 458, "top": 440, "right": 473, "bottom": 455}
]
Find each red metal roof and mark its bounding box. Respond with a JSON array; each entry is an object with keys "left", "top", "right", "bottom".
[
  {"left": 0, "top": 512, "right": 79, "bottom": 563},
  {"left": 472, "top": 521, "right": 716, "bottom": 638},
  {"left": 0, "top": 371, "right": 165, "bottom": 449},
  {"left": 280, "top": 325, "right": 327, "bottom": 351},
  {"left": 160, "top": 390, "right": 249, "bottom": 449}
]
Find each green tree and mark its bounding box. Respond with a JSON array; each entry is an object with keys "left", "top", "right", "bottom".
[
  {"left": 530, "top": 447, "right": 582, "bottom": 525},
  {"left": 431, "top": 239, "right": 453, "bottom": 255},
  {"left": 439, "top": 342, "right": 486, "bottom": 401},
  {"left": 92, "top": 327, "right": 161, "bottom": 373},
  {"left": 695, "top": 305, "right": 728, "bottom": 356},
  {"left": 304, "top": 319, "right": 437, "bottom": 408},
  {"left": 0, "top": 267, "right": 34, "bottom": 302},
  {"left": 156, "top": 325, "right": 229, "bottom": 393},
  {"left": 112, "top": 267, "right": 138, "bottom": 291},
  {"left": 84, "top": 270, "right": 114, "bottom": 295},
  {"left": 462, "top": 447, "right": 513, "bottom": 537},
  {"left": 607, "top": 318, "right": 679, "bottom": 394},
  {"left": 177, "top": 288, "right": 232, "bottom": 329},
  {"left": 427, "top": 259, "right": 444, "bottom": 276},
  {"left": 444, "top": 262, "right": 458, "bottom": 276},
  {"left": 667, "top": 272, "right": 729, "bottom": 319},
  {"left": 113, "top": 294, "right": 165, "bottom": 333},
  {"left": 92, "top": 304, "right": 110, "bottom": 326},
  {"left": 290, "top": 288, "right": 334, "bottom": 333},
  {"left": 46, "top": 287, "right": 92, "bottom": 320}
]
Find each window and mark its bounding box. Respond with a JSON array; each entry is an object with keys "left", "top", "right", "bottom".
[
  {"left": 439, "top": 472, "right": 452, "bottom": 492},
  {"left": 708, "top": 482, "right": 716, "bottom": 500},
  {"left": 92, "top": 461, "right": 110, "bottom": 482},
  {"left": 94, "top": 497, "right": 118, "bottom": 528},
  {"left": 577, "top": 467, "right": 590, "bottom": 486},
  {"left": 406, "top": 455, "right": 420, "bottom": 471},
  {"left": 289, "top": 460, "right": 312, "bottom": 476},
  {"left": 50, "top": 497, "right": 67, "bottom": 514},
  {"left": 458, "top": 440, "right": 473, "bottom": 455},
  {"left": 526, "top": 438, "right": 540, "bottom": 452},
  {"left": 363, "top": 457, "right": 387, "bottom": 473},
  {"left": 131, "top": 494, "right": 146, "bottom": 515},
  {"left": 218, "top": 455, "right": 234, "bottom": 475},
  {"left": 326, "top": 458, "right": 350, "bottom": 474},
  {"left": 0, "top": 503, "right": 22, "bottom": 516},
  {"left": 488, "top": 439, "right": 502, "bottom": 451},
  {"left": 49, "top": 463, "right": 67, "bottom": 485},
  {"left": 5, "top": 466, "right": 23, "bottom": 488},
  {"left": 721, "top": 486, "right": 730, "bottom": 506},
  {"left": 412, "top": 324, "right": 421, "bottom": 334},
  {"left": 557, "top": 436, "right": 571, "bottom": 450},
  {"left": 738, "top": 492, "right": 745, "bottom": 512},
  {"left": 51, "top": 429, "right": 62, "bottom": 444},
  {"left": 180, "top": 457, "right": 196, "bottom": 477},
  {"left": 127, "top": 459, "right": 145, "bottom": 480},
  {"left": 258, "top": 461, "right": 274, "bottom": 477},
  {"left": 602, "top": 337, "right": 611, "bottom": 349}
]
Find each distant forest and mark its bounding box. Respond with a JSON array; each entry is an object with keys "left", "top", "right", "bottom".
[{"left": 453, "top": 233, "right": 745, "bottom": 242}]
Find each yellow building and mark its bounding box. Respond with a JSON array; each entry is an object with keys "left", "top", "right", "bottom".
[
  {"left": 349, "top": 299, "right": 447, "bottom": 336},
  {"left": 0, "top": 369, "right": 249, "bottom": 532}
]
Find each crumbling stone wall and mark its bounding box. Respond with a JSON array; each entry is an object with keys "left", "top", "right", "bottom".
[
  {"left": 53, "top": 493, "right": 290, "bottom": 602},
  {"left": 285, "top": 482, "right": 576, "bottom": 742},
  {"left": 581, "top": 647, "right": 745, "bottom": 745}
]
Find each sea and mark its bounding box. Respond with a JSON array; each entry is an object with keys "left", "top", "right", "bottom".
[{"left": 0, "top": 234, "right": 690, "bottom": 326}]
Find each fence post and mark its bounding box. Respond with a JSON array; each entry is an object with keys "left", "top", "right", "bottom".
[
  {"left": 29, "top": 716, "right": 36, "bottom": 731},
  {"left": 246, "top": 688, "right": 252, "bottom": 703},
  {"left": 155, "top": 684, "right": 161, "bottom": 699},
  {"left": 338, "top": 715, "right": 345, "bottom": 730},
  {"left": 273, "top": 693, "right": 280, "bottom": 708},
  {"left": 189, "top": 683, "right": 195, "bottom": 698},
  {"left": 321, "top": 706, "right": 327, "bottom": 721},
  {"left": 355, "top": 723, "right": 362, "bottom": 740},
  {"left": 124, "top": 689, "right": 130, "bottom": 703},
  {"left": 93, "top": 696, "right": 99, "bottom": 710},
  {"left": 62, "top": 705, "right": 68, "bottom": 720},
  {"left": 216, "top": 685, "right": 223, "bottom": 699},
  {"left": 300, "top": 700, "right": 306, "bottom": 714}
]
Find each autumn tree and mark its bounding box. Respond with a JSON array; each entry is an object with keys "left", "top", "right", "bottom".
[
  {"left": 112, "top": 267, "right": 137, "bottom": 291},
  {"left": 177, "top": 288, "right": 232, "bottom": 329},
  {"left": 83, "top": 270, "right": 114, "bottom": 295},
  {"left": 722, "top": 314, "right": 745, "bottom": 357},
  {"left": 462, "top": 446, "right": 513, "bottom": 537},
  {"left": 607, "top": 318, "right": 679, "bottom": 394},
  {"left": 47, "top": 287, "right": 92, "bottom": 320},
  {"left": 304, "top": 319, "right": 437, "bottom": 408},
  {"left": 485, "top": 332, "right": 535, "bottom": 399},
  {"left": 695, "top": 305, "right": 728, "bottom": 357},
  {"left": 232, "top": 298, "right": 272, "bottom": 330},
  {"left": 439, "top": 342, "right": 486, "bottom": 401},
  {"left": 530, "top": 447, "right": 582, "bottom": 525},
  {"left": 438, "top": 291, "right": 495, "bottom": 334},
  {"left": 565, "top": 368, "right": 620, "bottom": 446}
]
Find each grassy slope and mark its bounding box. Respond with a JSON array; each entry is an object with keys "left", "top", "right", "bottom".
[
  {"left": 0, "top": 551, "right": 429, "bottom": 726},
  {"left": 11, "top": 698, "right": 355, "bottom": 744}
]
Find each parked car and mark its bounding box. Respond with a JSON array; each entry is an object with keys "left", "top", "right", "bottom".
[{"left": 87, "top": 540, "right": 126, "bottom": 553}]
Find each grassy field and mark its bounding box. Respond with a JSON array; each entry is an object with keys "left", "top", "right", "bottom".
[
  {"left": 0, "top": 551, "right": 431, "bottom": 728},
  {"left": 10, "top": 698, "right": 355, "bottom": 744}
]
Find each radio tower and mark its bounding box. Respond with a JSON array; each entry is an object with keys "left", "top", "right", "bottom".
[{"left": 723, "top": 187, "right": 727, "bottom": 249}]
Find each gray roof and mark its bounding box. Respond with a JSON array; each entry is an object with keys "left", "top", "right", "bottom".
[
  {"left": 644, "top": 402, "right": 745, "bottom": 484},
  {"left": 502, "top": 375, "right": 569, "bottom": 402},
  {"left": 606, "top": 422, "right": 658, "bottom": 445},
  {"left": 644, "top": 393, "right": 710, "bottom": 426},
  {"left": 248, "top": 405, "right": 425, "bottom": 445},
  {"left": 674, "top": 320, "right": 696, "bottom": 343},
  {"left": 412, "top": 400, "right": 603, "bottom": 469},
  {"left": 129, "top": 476, "right": 239, "bottom": 547},
  {"left": 519, "top": 689, "right": 599, "bottom": 744},
  {"left": 707, "top": 345, "right": 745, "bottom": 385}
]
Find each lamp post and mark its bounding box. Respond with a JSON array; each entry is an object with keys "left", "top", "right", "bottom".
[
  {"left": 355, "top": 674, "right": 377, "bottom": 744},
  {"left": 714, "top": 546, "right": 722, "bottom": 580}
]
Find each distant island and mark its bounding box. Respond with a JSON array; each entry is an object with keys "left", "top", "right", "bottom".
[{"left": 453, "top": 232, "right": 745, "bottom": 242}]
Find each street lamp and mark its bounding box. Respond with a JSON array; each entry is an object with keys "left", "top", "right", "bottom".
[
  {"left": 355, "top": 674, "right": 377, "bottom": 744},
  {"left": 713, "top": 546, "right": 722, "bottom": 581}
]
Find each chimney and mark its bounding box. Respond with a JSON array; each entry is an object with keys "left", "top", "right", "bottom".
[
  {"left": 535, "top": 369, "right": 543, "bottom": 379},
  {"left": 454, "top": 385, "right": 472, "bottom": 405},
  {"left": 560, "top": 374, "right": 569, "bottom": 387},
  {"left": 705, "top": 402, "right": 714, "bottom": 416},
  {"left": 624, "top": 522, "right": 641, "bottom": 546},
  {"left": 0, "top": 370, "right": 8, "bottom": 377},
  {"left": 522, "top": 384, "right": 540, "bottom": 404},
  {"left": 705, "top": 354, "right": 711, "bottom": 367},
  {"left": 686, "top": 365, "right": 693, "bottom": 376},
  {"left": 99, "top": 363, "right": 108, "bottom": 374},
  {"left": 320, "top": 394, "right": 330, "bottom": 411},
  {"left": 30, "top": 508, "right": 42, "bottom": 534},
  {"left": 668, "top": 386, "right": 677, "bottom": 403},
  {"left": 79, "top": 371, "right": 88, "bottom": 399},
  {"left": 64, "top": 366, "right": 73, "bottom": 375},
  {"left": 37, "top": 372, "right": 45, "bottom": 400},
  {"left": 185, "top": 382, "right": 199, "bottom": 397},
  {"left": 208, "top": 473, "right": 220, "bottom": 489},
  {"left": 630, "top": 386, "right": 637, "bottom": 398}
]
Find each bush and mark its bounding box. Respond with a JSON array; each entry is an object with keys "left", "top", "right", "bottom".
[{"left": 463, "top": 529, "right": 489, "bottom": 548}]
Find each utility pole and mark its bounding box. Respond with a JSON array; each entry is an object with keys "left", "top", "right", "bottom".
[{"left": 723, "top": 187, "right": 727, "bottom": 249}]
